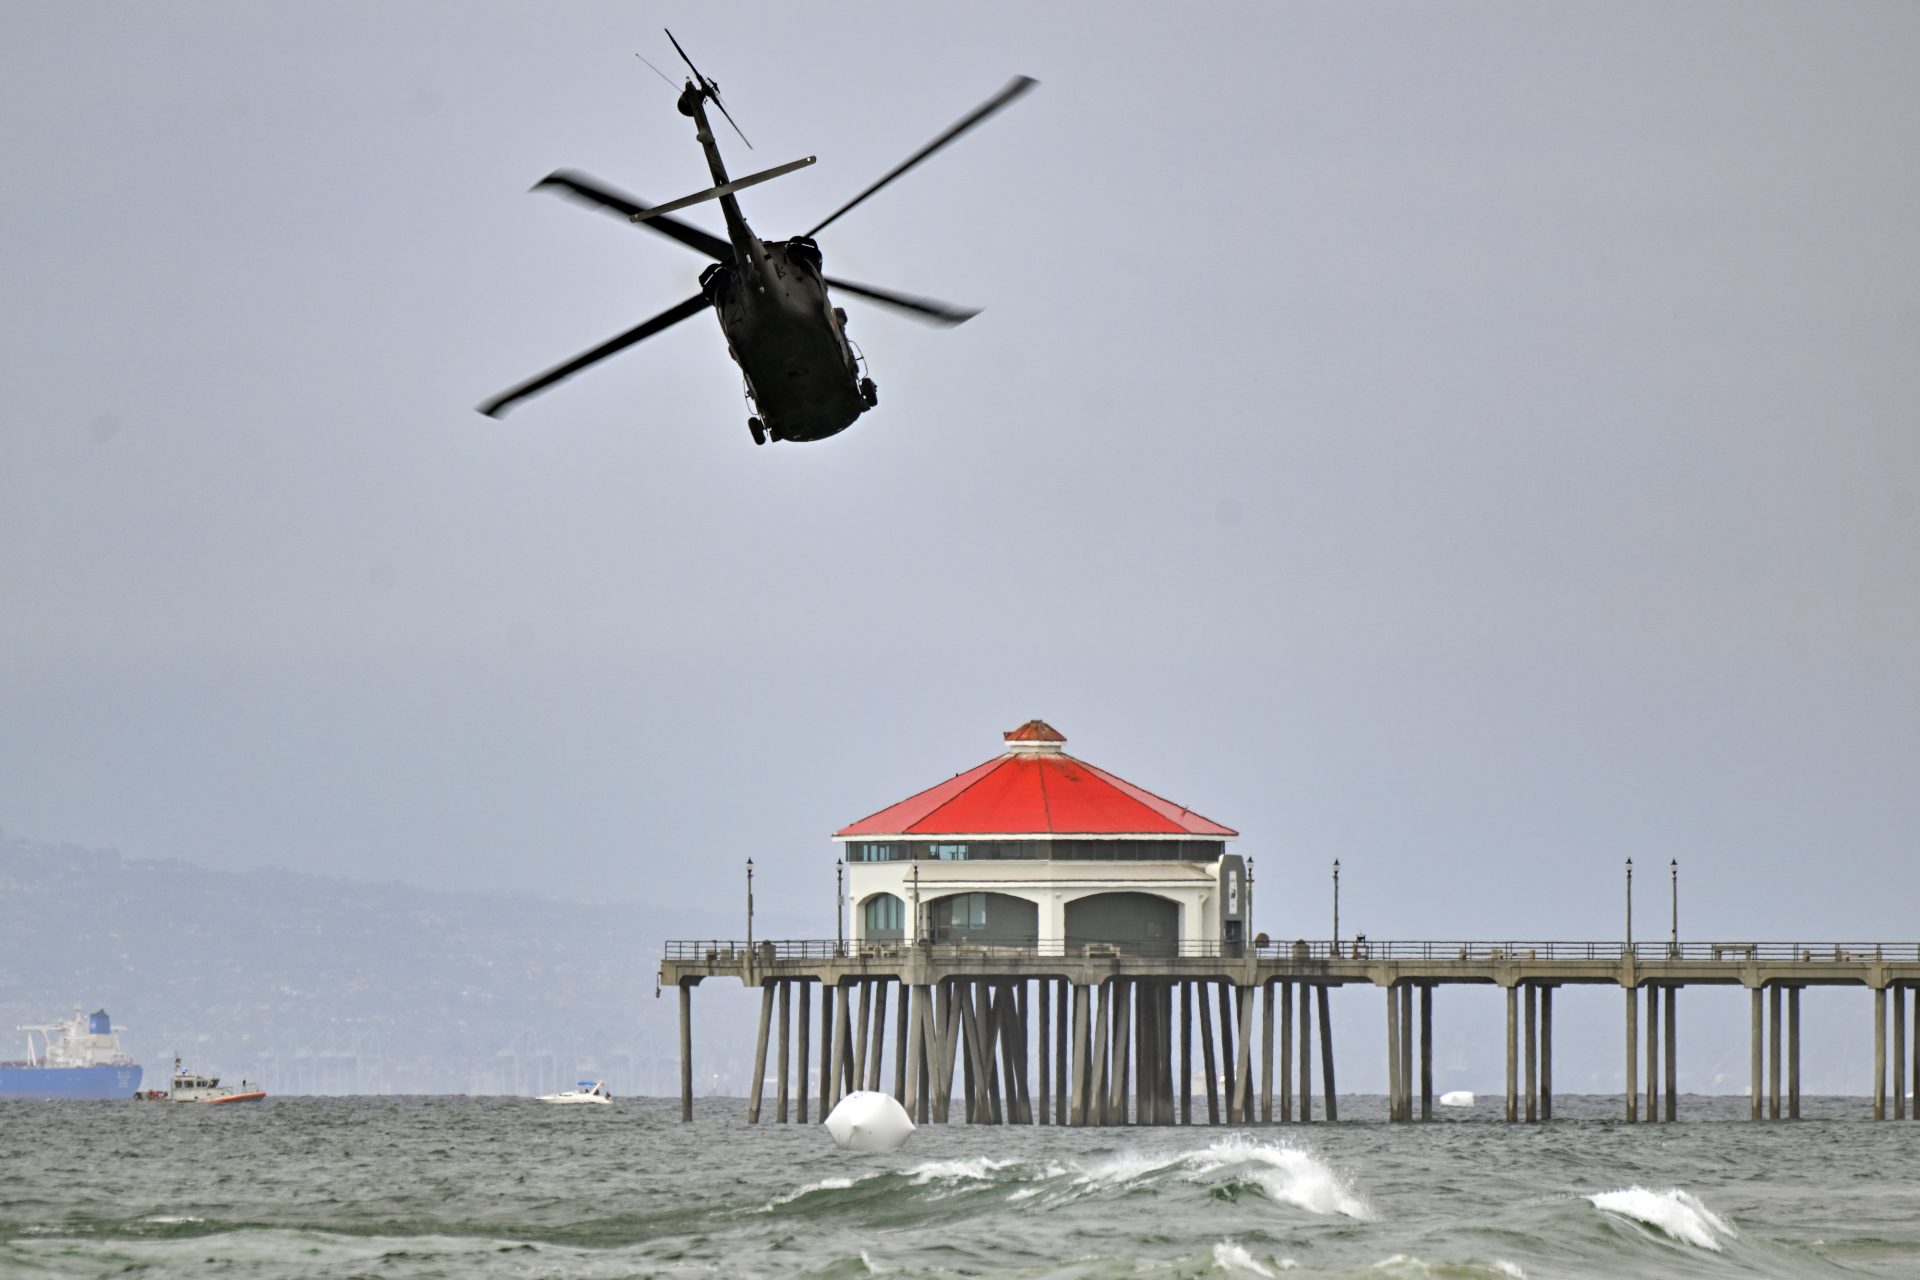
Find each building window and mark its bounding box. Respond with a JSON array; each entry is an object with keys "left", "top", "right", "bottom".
[
  {"left": 852, "top": 843, "right": 897, "bottom": 863},
  {"left": 948, "top": 893, "right": 987, "bottom": 930},
  {"left": 931, "top": 843, "right": 969, "bottom": 861},
  {"left": 863, "top": 895, "right": 904, "bottom": 932}
]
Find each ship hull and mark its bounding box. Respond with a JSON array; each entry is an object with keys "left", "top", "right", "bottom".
[{"left": 0, "top": 1064, "right": 143, "bottom": 1100}]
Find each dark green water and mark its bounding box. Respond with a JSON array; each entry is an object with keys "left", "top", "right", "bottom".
[{"left": 2, "top": 1095, "right": 1915, "bottom": 1278}]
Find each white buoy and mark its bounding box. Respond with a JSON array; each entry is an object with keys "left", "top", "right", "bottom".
[
  {"left": 1439, "top": 1090, "right": 1475, "bottom": 1108},
  {"left": 823, "top": 1090, "right": 915, "bottom": 1152}
]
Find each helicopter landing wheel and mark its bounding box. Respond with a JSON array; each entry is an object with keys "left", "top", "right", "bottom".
[
  {"left": 859, "top": 377, "right": 878, "bottom": 409},
  {"left": 748, "top": 416, "right": 766, "bottom": 446}
]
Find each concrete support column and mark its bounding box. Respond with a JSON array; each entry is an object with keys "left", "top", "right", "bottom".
[
  {"left": 776, "top": 980, "right": 791, "bottom": 1123},
  {"left": 1316, "top": 985, "right": 1338, "bottom": 1122},
  {"left": 1090, "top": 980, "right": 1111, "bottom": 1126},
  {"left": 1262, "top": 982, "right": 1276, "bottom": 1124},
  {"left": 1912, "top": 986, "right": 1919, "bottom": 1122},
  {"left": 1180, "top": 981, "right": 1194, "bottom": 1125},
  {"left": 748, "top": 981, "right": 773, "bottom": 1124},
  {"left": 1070, "top": 983, "right": 1090, "bottom": 1126},
  {"left": 894, "top": 981, "right": 910, "bottom": 1103},
  {"left": 820, "top": 982, "right": 836, "bottom": 1115},
  {"left": 1403, "top": 984, "right": 1415, "bottom": 1123},
  {"left": 1298, "top": 984, "right": 1313, "bottom": 1122},
  {"left": 1749, "top": 986, "right": 1762, "bottom": 1122},
  {"left": 1505, "top": 984, "right": 1518, "bottom": 1124},
  {"left": 1769, "top": 983, "right": 1782, "bottom": 1121},
  {"left": 1218, "top": 980, "right": 1237, "bottom": 1124},
  {"left": 1895, "top": 984, "right": 1907, "bottom": 1122},
  {"left": 1788, "top": 984, "right": 1801, "bottom": 1120},
  {"left": 1874, "top": 985, "right": 1887, "bottom": 1121},
  {"left": 797, "top": 980, "right": 812, "bottom": 1125},
  {"left": 1663, "top": 985, "right": 1677, "bottom": 1123},
  {"left": 1645, "top": 984, "right": 1659, "bottom": 1122},
  {"left": 1036, "top": 978, "right": 1051, "bottom": 1126},
  {"left": 1539, "top": 985, "right": 1553, "bottom": 1122},
  {"left": 1525, "top": 982, "right": 1538, "bottom": 1124},
  {"left": 867, "top": 978, "right": 890, "bottom": 1093},
  {"left": 1626, "top": 986, "right": 1639, "bottom": 1124},
  {"left": 1161, "top": 983, "right": 1177, "bottom": 1125},
  {"left": 679, "top": 980, "right": 693, "bottom": 1123},
  {"left": 1386, "top": 983, "right": 1402, "bottom": 1122},
  {"left": 906, "top": 983, "right": 926, "bottom": 1123},
  {"left": 1200, "top": 981, "right": 1221, "bottom": 1123},
  {"left": 834, "top": 981, "right": 853, "bottom": 1107},
  {"left": 1280, "top": 982, "right": 1294, "bottom": 1123},
  {"left": 1057, "top": 979, "right": 1070, "bottom": 1126},
  {"left": 1234, "top": 984, "right": 1255, "bottom": 1126},
  {"left": 1420, "top": 982, "right": 1434, "bottom": 1121}
]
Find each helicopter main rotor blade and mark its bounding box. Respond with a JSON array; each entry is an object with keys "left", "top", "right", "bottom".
[
  {"left": 805, "top": 75, "right": 1036, "bottom": 238},
  {"left": 631, "top": 156, "right": 815, "bottom": 222},
  {"left": 478, "top": 293, "right": 708, "bottom": 417},
  {"left": 825, "top": 277, "right": 980, "bottom": 326},
  {"left": 535, "top": 170, "right": 729, "bottom": 260}
]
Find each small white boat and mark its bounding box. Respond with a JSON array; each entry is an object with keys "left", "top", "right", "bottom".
[{"left": 539, "top": 1079, "right": 613, "bottom": 1105}]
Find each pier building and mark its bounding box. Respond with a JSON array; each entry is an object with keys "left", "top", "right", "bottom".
[
  {"left": 660, "top": 720, "right": 1920, "bottom": 1129},
  {"left": 836, "top": 720, "right": 1246, "bottom": 955}
]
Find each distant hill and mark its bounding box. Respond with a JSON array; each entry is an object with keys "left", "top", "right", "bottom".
[{"left": 0, "top": 834, "right": 787, "bottom": 1095}]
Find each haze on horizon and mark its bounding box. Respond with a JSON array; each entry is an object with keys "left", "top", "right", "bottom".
[{"left": 2, "top": 2, "right": 1916, "bottom": 958}]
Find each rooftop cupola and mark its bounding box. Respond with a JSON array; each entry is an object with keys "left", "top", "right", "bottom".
[{"left": 1002, "top": 719, "right": 1067, "bottom": 754}]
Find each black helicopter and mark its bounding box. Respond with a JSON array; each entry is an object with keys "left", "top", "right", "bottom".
[{"left": 480, "top": 33, "right": 1034, "bottom": 445}]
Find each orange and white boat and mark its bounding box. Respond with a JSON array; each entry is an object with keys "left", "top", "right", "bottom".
[{"left": 158, "top": 1056, "right": 266, "bottom": 1104}]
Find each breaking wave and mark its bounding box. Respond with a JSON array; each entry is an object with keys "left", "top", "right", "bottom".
[{"left": 1588, "top": 1187, "right": 1736, "bottom": 1251}]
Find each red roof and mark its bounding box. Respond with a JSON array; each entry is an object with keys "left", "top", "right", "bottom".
[{"left": 835, "top": 721, "right": 1236, "bottom": 839}]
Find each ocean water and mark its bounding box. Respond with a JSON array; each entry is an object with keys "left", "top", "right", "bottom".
[{"left": 2, "top": 1095, "right": 1916, "bottom": 1278}]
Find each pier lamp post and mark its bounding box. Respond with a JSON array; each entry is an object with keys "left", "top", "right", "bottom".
[
  {"left": 1670, "top": 858, "right": 1678, "bottom": 957},
  {"left": 912, "top": 860, "right": 922, "bottom": 947},
  {"left": 835, "top": 858, "right": 844, "bottom": 954},
  {"left": 1332, "top": 858, "right": 1341, "bottom": 957},
  {"left": 746, "top": 857, "right": 755, "bottom": 961},
  {"left": 1624, "top": 857, "right": 1633, "bottom": 955},
  {"left": 1247, "top": 856, "right": 1255, "bottom": 951}
]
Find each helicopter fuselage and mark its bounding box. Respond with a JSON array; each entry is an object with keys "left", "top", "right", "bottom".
[{"left": 682, "top": 86, "right": 870, "bottom": 443}]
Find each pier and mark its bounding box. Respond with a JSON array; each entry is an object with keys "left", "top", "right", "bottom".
[{"left": 660, "top": 939, "right": 1920, "bottom": 1125}]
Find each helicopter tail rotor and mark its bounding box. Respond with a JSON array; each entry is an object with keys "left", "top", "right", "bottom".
[{"left": 665, "top": 28, "right": 752, "bottom": 150}]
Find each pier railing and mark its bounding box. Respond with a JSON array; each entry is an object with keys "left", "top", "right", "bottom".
[{"left": 664, "top": 938, "right": 1920, "bottom": 964}]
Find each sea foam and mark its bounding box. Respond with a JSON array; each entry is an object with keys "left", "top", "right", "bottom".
[
  {"left": 1212, "top": 1240, "right": 1295, "bottom": 1275},
  {"left": 1589, "top": 1187, "right": 1735, "bottom": 1251}
]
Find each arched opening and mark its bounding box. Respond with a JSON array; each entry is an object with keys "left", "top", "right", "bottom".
[
  {"left": 926, "top": 891, "right": 1038, "bottom": 946},
  {"left": 1066, "top": 892, "right": 1180, "bottom": 957},
  {"left": 860, "top": 892, "right": 905, "bottom": 941}
]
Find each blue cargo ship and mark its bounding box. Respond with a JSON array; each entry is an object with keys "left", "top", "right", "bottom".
[{"left": 0, "top": 1009, "right": 143, "bottom": 1100}]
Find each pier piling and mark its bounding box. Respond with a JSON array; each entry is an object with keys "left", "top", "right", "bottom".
[
  {"left": 748, "top": 981, "right": 773, "bottom": 1124},
  {"left": 776, "top": 980, "right": 791, "bottom": 1123},
  {"left": 1420, "top": 983, "right": 1434, "bottom": 1121},
  {"left": 1298, "top": 983, "right": 1313, "bottom": 1122},
  {"left": 797, "top": 979, "right": 811, "bottom": 1123},
  {"left": 1626, "top": 986, "right": 1639, "bottom": 1123},
  {"left": 1505, "top": 985, "right": 1518, "bottom": 1124},
  {"left": 1646, "top": 984, "right": 1659, "bottom": 1122},
  {"left": 1663, "top": 985, "right": 1676, "bottom": 1122},
  {"left": 679, "top": 980, "right": 693, "bottom": 1122},
  {"left": 1770, "top": 983, "right": 1783, "bottom": 1120},
  {"left": 1317, "top": 985, "right": 1338, "bottom": 1121}
]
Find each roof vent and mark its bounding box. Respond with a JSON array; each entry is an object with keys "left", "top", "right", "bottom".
[{"left": 1003, "top": 719, "right": 1066, "bottom": 754}]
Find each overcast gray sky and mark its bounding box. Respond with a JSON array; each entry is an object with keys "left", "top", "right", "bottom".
[{"left": 3, "top": 2, "right": 1916, "bottom": 948}]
